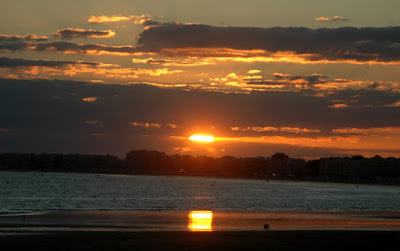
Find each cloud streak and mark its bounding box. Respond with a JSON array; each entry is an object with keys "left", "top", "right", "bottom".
[
  {"left": 332, "top": 127, "right": 400, "bottom": 136},
  {"left": 53, "top": 28, "right": 116, "bottom": 39},
  {"left": 0, "top": 56, "right": 183, "bottom": 82},
  {"left": 0, "top": 34, "right": 48, "bottom": 42},
  {"left": 0, "top": 35, "right": 140, "bottom": 55},
  {"left": 88, "top": 14, "right": 152, "bottom": 24},
  {"left": 315, "top": 16, "right": 349, "bottom": 22},
  {"left": 231, "top": 126, "right": 320, "bottom": 134},
  {"left": 34, "top": 41, "right": 138, "bottom": 56},
  {"left": 82, "top": 97, "right": 97, "bottom": 102},
  {"left": 131, "top": 57, "right": 213, "bottom": 66},
  {"left": 385, "top": 101, "right": 400, "bottom": 107},
  {"left": 0, "top": 56, "right": 101, "bottom": 68}
]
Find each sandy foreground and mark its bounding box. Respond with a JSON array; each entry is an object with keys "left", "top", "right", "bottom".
[{"left": 1, "top": 210, "right": 400, "bottom": 250}]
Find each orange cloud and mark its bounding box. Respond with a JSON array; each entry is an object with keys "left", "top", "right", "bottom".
[
  {"left": 88, "top": 14, "right": 152, "bottom": 24},
  {"left": 313, "top": 79, "right": 366, "bottom": 91},
  {"left": 217, "top": 135, "right": 359, "bottom": 146},
  {"left": 52, "top": 66, "right": 178, "bottom": 80},
  {"left": 230, "top": 126, "right": 319, "bottom": 133},
  {"left": 132, "top": 14, "right": 153, "bottom": 25},
  {"left": 332, "top": 127, "right": 400, "bottom": 136},
  {"left": 82, "top": 97, "right": 97, "bottom": 102},
  {"left": 128, "top": 82, "right": 188, "bottom": 89},
  {"left": 329, "top": 103, "right": 349, "bottom": 109},
  {"left": 332, "top": 16, "right": 348, "bottom": 21},
  {"left": 273, "top": 72, "right": 291, "bottom": 78},
  {"left": 280, "top": 127, "right": 320, "bottom": 133},
  {"left": 159, "top": 48, "right": 267, "bottom": 58},
  {"left": 167, "top": 124, "right": 178, "bottom": 129},
  {"left": 136, "top": 68, "right": 182, "bottom": 76},
  {"left": 131, "top": 122, "right": 179, "bottom": 129},
  {"left": 250, "top": 127, "right": 279, "bottom": 132},
  {"left": 230, "top": 126, "right": 278, "bottom": 132},
  {"left": 170, "top": 124, "right": 400, "bottom": 155},
  {"left": 132, "top": 57, "right": 212, "bottom": 66},
  {"left": 243, "top": 75, "right": 262, "bottom": 80},
  {"left": 247, "top": 69, "right": 261, "bottom": 74},
  {"left": 204, "top": 72, "right": 301, "bottom": 93},
  {"left": 131, "top": 122, "right": 162, "bottom": 128},
  {"left": 385, "top": 101, "right": 400, "bottom": 107},
  {"left": 315, "top": 17, "right": 331, "bottom": 22},
  {"left": 2, "top": 60, "right": 182, "bottom": 82},
  {"left": 3, "top": 57, "right": 396, "bottom": 95},
  {"left": 88, "top": 15, "right": 132, "bottom": 23},
  {"left": 171, "top": 135, "right": 361, "bottom": 149},
  {"left": 171, "top": 133, "right": 400, "bottom": 154},
  {"left": 203, "top": 53, "right": 400, "bottom": 65},
  {"left": 315, "top": 16, "right": 349, "bottom": 22}
]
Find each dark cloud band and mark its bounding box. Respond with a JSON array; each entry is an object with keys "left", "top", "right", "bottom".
[
  {"left": 0, "top": 40, "right": 138, "bottom": 55},
  {"left": 136, "top": 23, "right": 400, "bottom": 62},
  {"left": 2, "top": 25, "right": 400, "bottom": 63},
  {"left": 0, "top": 34, "right": 48, "bottom": 42},
  {"left": 0, "top": 57, "right": 100, "bottom": 68}
]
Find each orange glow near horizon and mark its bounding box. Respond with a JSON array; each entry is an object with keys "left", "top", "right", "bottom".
[
  {"left": 188, "top": 211, "right": 213, "bottom": 231},
  {"left": 171, "top": 130, "right": 400, "bottom": 157},
  {"left": 189, "top": 134, "right": 215, "bottom": 143}
]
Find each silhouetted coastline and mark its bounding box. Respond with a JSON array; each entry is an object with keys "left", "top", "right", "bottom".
[{"left": 0, "top": 151, "right": 399, "bottom": 185}]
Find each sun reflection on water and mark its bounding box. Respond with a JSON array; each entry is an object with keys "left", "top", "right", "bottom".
[{"left": 188, "top": 210, "right": 213, "bottom": 231}]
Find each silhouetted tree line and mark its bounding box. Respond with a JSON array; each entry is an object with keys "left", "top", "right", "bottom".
[
  {"left": 0, "top": 153, "right": 124, "bottom": 174},
  {"left": 0, "top": 151, "right": 399, "bottom": 184}
]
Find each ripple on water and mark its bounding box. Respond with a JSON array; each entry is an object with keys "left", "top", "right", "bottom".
[{"left": 0, "top": 171, "right": 399, "bottom": 212}]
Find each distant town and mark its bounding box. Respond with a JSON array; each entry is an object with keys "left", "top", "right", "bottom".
[{"left": 1, "top": 151, "right": 399, "bottom": 185}]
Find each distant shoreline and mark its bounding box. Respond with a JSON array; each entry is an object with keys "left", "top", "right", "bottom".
[
  {"left": 0, "top": 169, "right": 399, "bottom": 187},
  {"left": 1, "top": 151, "right": 399, "bottom": 186}
]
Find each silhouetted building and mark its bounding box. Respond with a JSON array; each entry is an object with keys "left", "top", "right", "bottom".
[{"left": 321, "top": 157, "right": 386, "bottom": 180}]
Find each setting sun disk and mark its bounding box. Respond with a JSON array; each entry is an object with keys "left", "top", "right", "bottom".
[{"left": 189, "top": 134, "right": 215, "bottom": 143}]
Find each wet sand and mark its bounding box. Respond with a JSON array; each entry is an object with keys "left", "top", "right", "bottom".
[
  {"left": 1, "top": 210, "right": 400, "bottom": 231},
  {"left": 1, "top": 210, "right": 399, "bottom": 250},
  {"left": 1, "top": 231, "right": 400, "bottom": 250}
]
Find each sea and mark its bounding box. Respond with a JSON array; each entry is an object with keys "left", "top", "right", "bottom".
[{"left": 1, "top": 171, "right": 399, "bottom": 213}]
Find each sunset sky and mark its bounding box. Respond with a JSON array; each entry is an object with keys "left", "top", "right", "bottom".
[{"left": 1, "top": 0, "right": 400, "bottom": 159}]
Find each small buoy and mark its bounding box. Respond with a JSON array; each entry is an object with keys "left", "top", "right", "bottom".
[{"left": 264, "top": 224, "right": 270, "bottom": 229}]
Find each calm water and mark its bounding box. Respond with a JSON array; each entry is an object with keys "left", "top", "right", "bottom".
[{"left": 1, "top": 171, "right": 399, "bottom": 212}]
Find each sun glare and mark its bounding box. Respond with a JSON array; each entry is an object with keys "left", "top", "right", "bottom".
[
  {"left": 188, "top": 211, "right": 213, "bottom": 231},
  {"left": 189, "top": 134, "right": 215, "bottom": 143}
]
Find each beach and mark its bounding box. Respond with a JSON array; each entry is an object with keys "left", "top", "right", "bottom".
[
  {"left": 1, "top": 210, "right": 400, "bottom": 250},
  {"left": 1, "top": 172, "right": 399, "bottom": 249},
  {"left": 1, "top": 230, "right": 400, "bottom": 250}
]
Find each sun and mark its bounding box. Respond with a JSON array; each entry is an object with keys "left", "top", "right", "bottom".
[
  {"left": 188, "top": 211, "right": 213, "bottom": 231},
  {"left": 189, "top": 134, "right": 215, "bottom": 143}
]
